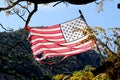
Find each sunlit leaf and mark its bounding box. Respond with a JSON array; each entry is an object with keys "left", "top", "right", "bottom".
[
  {"left": 94, "top": 26, "right": 105, "bottom": 33},
  {"left": 5, "top": 10, "right": 11, "bottom": 16}
]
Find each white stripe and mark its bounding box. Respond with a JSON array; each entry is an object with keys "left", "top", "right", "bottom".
[
  {"left": 31, "top": 27, "right": 60, "bottom": 32},
  {"left": 30, "top": 32, "right": 62, "bottom": 36}
]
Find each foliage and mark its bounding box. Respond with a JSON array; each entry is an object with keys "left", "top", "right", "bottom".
[
  {"left": 105, "top": 53, "right": 120, "bottom": 79},
  {"left": 92, "top": 27, "right": 120, "bottom": 79},
  {"left": 93, "top": 27, "right": 120, "bottom": 54},
  {"left": 70, "top": 70, "right": 94, "bottom": 80},
  {"left": 53, "top": 66, "right": 95, "bottom": 80},
  {"left": 53, "top": 74, "right": 70, "bottom": 80},
  {"left": 53, "top": 62, "right": 120, "bottom": 80},
  {"left": 92, "top": 73, "right": 111, "bottom": 80}
]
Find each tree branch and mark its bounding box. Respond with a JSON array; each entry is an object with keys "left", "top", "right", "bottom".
[
  {"left": 0, "top": 0, "right": 23, "bottom": 11},
  {"left": 25, "top": 3, "right": 38, "bottom": 26},
  {"left": 98, "top": 39, "right": 120, "bottom": 59},
  {"left": 17, "top": 3, "right": 31, "bottom": 14},
  {"left": 13, "top": 9, "right": 26, "bottom": 22},
  {"left": 105, "top": 42, "right": 120, "bottom": 59},
  {"left": 21, "top": 3, "right": 38, "bottom": 41},
  {"left": 0, "top": 23, "right": 13, "bottom": 32}
]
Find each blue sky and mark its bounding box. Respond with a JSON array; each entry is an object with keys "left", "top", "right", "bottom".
[{"left": 0, "top": 0, "right": 120, "bottom": 32}]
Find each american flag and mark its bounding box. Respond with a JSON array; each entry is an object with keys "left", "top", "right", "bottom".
[{"left": 27, "top": 17, "right": 96, "bottom": 64}]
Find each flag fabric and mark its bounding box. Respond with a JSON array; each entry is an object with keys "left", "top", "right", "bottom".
[{"left": 27, "top": 17, "right": 96, "bottom": 64}]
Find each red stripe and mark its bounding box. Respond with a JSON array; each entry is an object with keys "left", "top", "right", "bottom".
[
  {"left": 28, "top": 24, "right": 59, "bottom": 30},
  {"left": 29, "top": 29, "right": 61, "bottom": 34}
]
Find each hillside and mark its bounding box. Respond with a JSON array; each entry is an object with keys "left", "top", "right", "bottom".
[{"left": 0, "top": 30, "right": 102, "bottom": 80}]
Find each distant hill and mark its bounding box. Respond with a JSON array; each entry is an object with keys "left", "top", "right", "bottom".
[{"left": 0, "top": 29, "right": 102, "bottom": 80}]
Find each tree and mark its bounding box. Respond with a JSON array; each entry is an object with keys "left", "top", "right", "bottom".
[{"left": 0, "top": 0, "right": 96, "bottom": 24}]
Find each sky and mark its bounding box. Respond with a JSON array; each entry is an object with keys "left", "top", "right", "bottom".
[{"left": 0, "top": 0, "right": 120, "bottom": 32}]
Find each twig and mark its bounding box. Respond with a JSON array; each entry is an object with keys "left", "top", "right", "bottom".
[
  {"left": 105, "top": 42, "right": 120, "bottom": 59},
  {"left": 0, "top": 23, "right": 13, "bottom": 32},
  {"left": 18, "top": 3, "right": 31, "bottom": 14},
  {"left": 0, "top": 0, "right": 22, "bottom": 11},
  {"left": 96, "top": 45, "right": 107, "bottom": 67},
  {"left": 53, "top": 1, "right": 62, "bottom": 7},
  {"left": 13, "top": 9, "right": 26, "bottom": 22},
  {"left": 98, "top": 39, "right": 120, "bottom": 59},
  {"left": 95, "top": 0, "right": 104, "bottom": 4}
]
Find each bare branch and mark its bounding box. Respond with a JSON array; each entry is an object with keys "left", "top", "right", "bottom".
[
  {"left": 0, "top": 23, "right": 13, "bottom": 32},
  {"left": 95, "top": 0, "right": 104, "bottom": 12},
  {"left": 13, "top": 9, "right": 26, "bottom": 22},
  {"left": 0, "top": 0, "right": 23, "bottom": 11},
  {"left": 97, "top": 39, "right": 120, "bottom": 59},
  {"left": 17, "top": 3, "right": 31, "bottom": 14}
]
